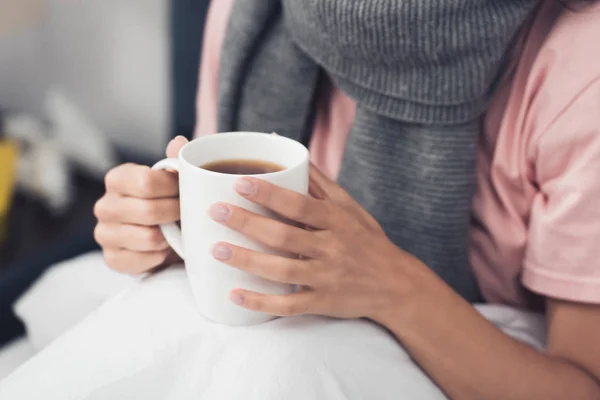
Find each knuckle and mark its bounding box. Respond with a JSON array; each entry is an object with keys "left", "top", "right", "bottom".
[
  {"left": 171, "top": 200, "right": 181, "bottom": 220},
  {"left": 326, "top": 262, "right": 345, "bottom": 285},
  {"left": 94, "top": 196, "right": 118, "bottom": 222},
  {"left": 140, "top": 200, "right": 160, "bottom": 222},
  {"left": 232, "top": 209, "right": 258, "bottom": 234},
  {"left": 279, "top": 302, "right": 298, "bottom": 316},
  {"left": 103, "top": 251, "right": 121, "bottom": 270},
  {"left": 136, "top": 167, "right": 156, "bottom": 197},
  {"left": 321, "top": 241, "right": 343, "bottom": 261},
  {"left": 325, "top": 200, "right": 342, "bottom": 220},
  {"left": 329, "top": 238, "right": 346, "bottom": 257},
  {"left": 272, "top": 224, "right": 292, "bottom": 247},
  {"left": 143, "top": 227, "right": 166, "bottom": 248},
  {"left": 93, "top": 224, "right": 105, "bottom": 245},
  {"left": 93, "top": 198, "right": 104, "bottom": 219},
  {"left": 290, "top": 196, "right": 310, "bottom": 222},
  {"left": 151, "top": 250, "right": 169, "bottom": 266},
  {"left": 313, "top": 230, "right": 335, "bottom": 256},
  {"left": 238, "top": 248, "right": 252, "bottom": 269},
  {"left": 276, "top": 265, "right": 295, "bottom": 282},
  {"left": 315, "top": 229, "right": 334, "bottom": 242},
  {"left": 104, "top": 166, "right": 119, "bottom": 189},
  {"left": 225, "top": 207, "right": 240, "bottom": 228},
  {"left": 312, "top": 260, "right": 333, "bottom": 283},
  {"left": 260, "top": 182, "right": 274, "bottom": 203},
  {"left": 235, "top": 209, "right": 250, "bottom": 231},
  {"left": 246, "top": 296, "right": 263, "bottom": 312},
  {"left": 309, "top": 243, "right": 328, "bottom": 260}
]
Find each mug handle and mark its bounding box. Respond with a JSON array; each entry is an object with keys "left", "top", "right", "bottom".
[{"left": 151, "top": 158, "right": 185, "bottom": 260}]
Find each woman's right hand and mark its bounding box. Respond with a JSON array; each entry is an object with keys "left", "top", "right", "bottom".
[{"left": 94, "top": 136, "right": 189, "bottom": 275}]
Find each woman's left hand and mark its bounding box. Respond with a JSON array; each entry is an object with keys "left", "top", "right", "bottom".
[{"left": 208, "top": 165, "right": 425, "bottom": 322}]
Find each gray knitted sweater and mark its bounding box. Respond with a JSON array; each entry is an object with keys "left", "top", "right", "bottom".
[{"left": 218, "top": 0, "right": 538, "bottom": 302}]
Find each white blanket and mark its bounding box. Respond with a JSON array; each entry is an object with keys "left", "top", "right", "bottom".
[{"left": 0, "top": 267, "right": 546, "bottom": 400}]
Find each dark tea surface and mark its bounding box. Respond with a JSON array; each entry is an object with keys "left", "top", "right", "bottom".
[{"left": 200, "top": 159, "right": 285, "bottom": 175}]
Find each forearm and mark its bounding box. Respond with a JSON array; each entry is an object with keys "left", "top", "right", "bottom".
[{"left": 379, "top": 267, "right": 600, "bottom": 400}]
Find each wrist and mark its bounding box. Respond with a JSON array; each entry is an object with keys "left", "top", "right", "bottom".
[{"left": 371, "top": 251, "right": 452, "bottom": 330}]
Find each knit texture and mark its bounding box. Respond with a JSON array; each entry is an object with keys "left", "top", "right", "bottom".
[
  {"left": 218, "top": 0, "right": 537, "bottom": 302},
  {"left": 283, "top": 0, "right": 536, "bottom": 123}
]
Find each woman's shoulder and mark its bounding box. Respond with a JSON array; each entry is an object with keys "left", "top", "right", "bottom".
[
  {"left": 505, "top": 4, "right": 600, "bottom": 305},
  {"left": 532, "top": 4, "right": 600, "bottom": 103},
  {"left": 518, "top": 3, "right": 600, "bottom": 142},
  {"left": 546, "top": 2, "right": 600, "bottom": 60}
]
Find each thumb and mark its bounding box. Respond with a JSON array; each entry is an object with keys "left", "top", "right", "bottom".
[
  {"left": 166, "top": 136, "right": 189, "bottom": 158},
  {"left": 309, "top": 163, "right": 338, "bottom": 200},
  {"left": 309, "top": 163, "right": 380, "bottom": 230}
]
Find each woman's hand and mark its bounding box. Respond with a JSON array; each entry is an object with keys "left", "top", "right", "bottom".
[
  {"left": 209, "top": 165, "right": 425, "bottom": 322},
  {"left": 94, "top": 136, "right": 189, "bottom": 275}
]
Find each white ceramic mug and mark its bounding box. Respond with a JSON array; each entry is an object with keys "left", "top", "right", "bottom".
[{"left": 152, "top": 132, "right": 309, "bottom": 325}]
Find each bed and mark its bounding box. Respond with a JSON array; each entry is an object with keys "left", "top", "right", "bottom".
[{"left": 0, "top": 251, "right": 547, "bottom": 399}]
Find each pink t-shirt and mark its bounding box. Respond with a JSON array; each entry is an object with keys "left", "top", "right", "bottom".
[{"left": 196, "top": 1, "right": 600, "bottom": 308}]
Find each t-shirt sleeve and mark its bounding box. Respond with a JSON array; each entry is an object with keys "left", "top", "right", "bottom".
[
  {"left": 522, "top": 79, "right": 600, "bottom": 303},
  {"left": 193, "top": 0, "right": 235, "bottom": 138}
]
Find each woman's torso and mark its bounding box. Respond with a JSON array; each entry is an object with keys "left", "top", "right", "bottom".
[{"left": 196, "top": 0, "right": 600, "bottom": 309}]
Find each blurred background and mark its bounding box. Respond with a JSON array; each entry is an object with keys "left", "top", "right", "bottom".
[{"left": 0, "top": 0, "right": 210, "bottom": 372}]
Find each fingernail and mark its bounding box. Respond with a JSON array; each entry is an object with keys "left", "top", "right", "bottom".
[
  {"left": 234, "top": 178, "right": 257, "bottom": 196},
  {"left": 230, "top": 292, "right": 245, "bottom": 306},
  {"left": 212, "top": 243, "right": 233, "bottom": 261},
  {"left": 208, "top": 204, "right": 231, "bottom": 222}
]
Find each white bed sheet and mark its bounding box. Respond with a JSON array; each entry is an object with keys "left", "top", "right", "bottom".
[
  {"left": 0, "top": 252, "right": 133, "bottom": 381},
  {"left": 0, "top": 338, "right": 35, "bottom": 381},
  {"left": 0, "top": 266, "right": 546, "bottom": 400},
  {"left": 14, "top": 251, "right": 134, "bottom": 351}
]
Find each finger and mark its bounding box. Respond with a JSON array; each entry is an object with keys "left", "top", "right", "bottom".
[
  {"left": 308, "top": 173, "right": 328, "bottom": 200},
  {"left": 234, "top": 177, "right": 338, "bottom": 229},
  {"left": 212, "top": 243, "right": 317, "bottom": 285},
  {"left": 103, "top": 248, "right": 171, "bottom": 275},
  {"left": 166, "top": 135, "right": 189, "bottom": 158},
  {"left": 309, "top": 164, "right": 380, "bottom": 230},
  {"left": 308, "top": 163, "right": 363, "bottom": 206},
  {"left": 94, "top": 223, "right": 169, "bottom": 252},
  {"left": 230, "top": 290, "right": 319, "bottom": 317},
  {"left": 309, "top": 163, "right": 362, "bottom": 208},
  {"left": 208, "top": 203, "right": 323, "bottom": 258},
  {"left": 105, "top": 164, "right": 179, "bottom": 199},
  {"left": 95, "top": 193, "right": 180, "bottom": 226},
  {"left": 309, "top": 163, "right": 343, "bottom": 200}
]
